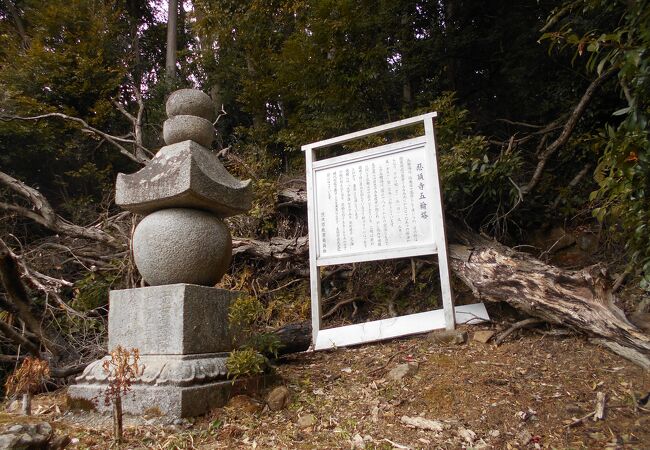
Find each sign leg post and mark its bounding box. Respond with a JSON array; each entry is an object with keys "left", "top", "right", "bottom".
[
  {"left": 304, "top": 146, "right": 322, "bottom": 347},
  {"left": 424, "top": 117, "right": 456, "bottom": 330}
]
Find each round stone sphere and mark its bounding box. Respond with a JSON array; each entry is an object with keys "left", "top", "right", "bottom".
[
  {"left": 132, "top": 208, "right": 231, "bottom": 286},
  {"left": 166, "top": 89, "right": 215, "bottom": 121},
  {"left": 163, "top": 115, "right": 215, "bottom": 148}
]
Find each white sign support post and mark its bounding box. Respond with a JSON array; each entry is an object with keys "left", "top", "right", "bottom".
[{"left": 303, "top": 113, "right": 488, "bottom": 351}]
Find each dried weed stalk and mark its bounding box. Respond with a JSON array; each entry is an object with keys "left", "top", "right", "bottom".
[
  {"left": 5, "top": 357, "right": 50, "bottom": 415},
  {"left": 102, "top": 346, "right": 143, "bottom": 443}
]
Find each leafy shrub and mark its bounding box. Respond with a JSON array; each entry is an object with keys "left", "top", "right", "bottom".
[{"left": 226, "top": 348, "right": 267, "bottom": 379}]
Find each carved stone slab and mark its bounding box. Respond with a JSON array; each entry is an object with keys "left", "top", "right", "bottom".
[{"left": 115, "top": 140, "right": 252, "bottom": 217}]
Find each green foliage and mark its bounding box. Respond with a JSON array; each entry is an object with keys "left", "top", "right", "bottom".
[
  {"left": 225, "top": 348, "right": 267, "bottom": 379},
  {"left": 72, "top": 271, "right": 119, "bottom": 312},
  {"left": 227, "top": 294, "right": 281, "bottom": 377},
  {"left": 228, "top": 294, "right": 265, "bottom": 331},
  {"left": 245, "top": 333, "right": 282, "bottom": 359},
  {"left": 542, "top": 0, "right": 650, "bottom": 288}
]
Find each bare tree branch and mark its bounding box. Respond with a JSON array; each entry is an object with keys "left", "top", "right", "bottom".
[
  {"left": 0, "top": 238, "right": 63, "bottom": 356},
  {"left": 0, "top": 170, "right": 122, "bottom": 249},
  {"left": 113, "top": 83, "right": 152, "bottom": 161},
  {"left": 0, "top": 113, "right": 148, "bottom": 164},
  {"left": 552, "top": 163, "right": 593, "bottom": 208},
  {"left": 521, "top": 67, "right": 616, "bottom": 194},
  {"left": 0, "top": 321, "right": 40, "bottom": 357}
]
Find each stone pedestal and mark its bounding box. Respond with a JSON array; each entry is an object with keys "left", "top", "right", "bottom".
[{"left": 68, "top": 284, "right": 244, "bottom": 418}]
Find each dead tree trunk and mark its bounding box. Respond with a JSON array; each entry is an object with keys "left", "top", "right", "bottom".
[
  {"left": 448, "top": 230, "right": 650, "bottom": 369},
  {"left": 233, "top": 228, "right": 650, "bottom": 369}
]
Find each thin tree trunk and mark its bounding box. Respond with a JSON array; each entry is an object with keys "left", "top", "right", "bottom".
[
  {"left": 2, "top": 0, "right": 29, "bottom": 48},
  {"left": 166, "top": 0, "right": 178, "bottom": 79}
]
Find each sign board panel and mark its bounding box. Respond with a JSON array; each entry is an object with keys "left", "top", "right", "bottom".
[
  {"left": 303, "top": 113, "right": 489, "bottom": 350},
  {"left": 313, "top": 137, "right": 437, "bottom": 266}
]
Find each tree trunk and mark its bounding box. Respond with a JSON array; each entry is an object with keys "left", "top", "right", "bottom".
[
  {"left": 448, "top": 230, "right": 650, "bottom": 369},
  {"left": 166, "top": 0, "right": 178, "bottom": 79},
  {"left": 272, "top": 321, "right": 311, "bottom": 356},
  {"left": 2, "top": 0, "right": 29, "bottom": 49},
  {"left": 233, "top": 226, "right": 650, "bottom": 369}
]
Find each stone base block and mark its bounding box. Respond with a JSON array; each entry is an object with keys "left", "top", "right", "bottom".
[
  {"left": 109, "top": 284, "right": 239, "bottom": 354},
  {"left": 67, "top": 354, "right": 274, "bottom": 418}
]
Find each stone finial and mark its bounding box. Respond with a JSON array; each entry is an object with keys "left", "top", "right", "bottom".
[
  {"left": 166, "top": 89, "right": 215, "bottom": 121},
  {"left": 163, "top": 89, "right": 216, "bottom": 147}
]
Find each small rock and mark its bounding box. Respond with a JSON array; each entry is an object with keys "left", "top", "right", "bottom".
[
  {"left": 0, "top": 434, "right": 21, "bottom": 449},
  {"left": 371, "top": 406, "right": 380, "bottom": 422},
  {"left": 387, "top": 362, "right": 419, "bottom": 381},
  {"left": 473, "top": 330, "right": 495, "bottom": 343},
  {"left": 588, "top": 432, "right": 606, "bottom": 440},
  {"left": 400, "top": 415, "right": 447, "bottom": 432},
  {"left": 458, "top": 427, "right": 476, "bottom": 444},
  {"left": 266, "top": 386, "right": 291, "bottom": 411},
  {"left": 351, "top": 433, "right": 364, "bottom": 448},
  {"left": 297, "top": 414, "right": 317, "bottom": 429},
  {"left": 0, "top": 422, "right": 54, "bottom": 450},
  {"left": 516, "top": 429, "right": 533, "bottom": 446},
  {"left": 489, "top": 429, "right": 500, "bottom": 438},
  {"left": 565, "top": 403, "right": 583, "bottom": 414},
  {"left": 428, "top": 330, "right": 468, "bottom": 345},
  {"left": 341, "top": 367, "right": 352, "bottom": 373}
]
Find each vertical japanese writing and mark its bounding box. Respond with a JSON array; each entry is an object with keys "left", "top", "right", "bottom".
[{"left": 315, "top": 146, "right": 433, "bottom": 258}]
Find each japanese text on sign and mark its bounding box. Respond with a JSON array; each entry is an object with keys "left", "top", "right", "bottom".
[{"left": 313, "top": 141, "right": 435, "bottom": 260}]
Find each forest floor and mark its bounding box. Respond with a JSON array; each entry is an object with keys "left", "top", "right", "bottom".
[{"left": 2, "top": 323, "right": 650, "bottom": 449}]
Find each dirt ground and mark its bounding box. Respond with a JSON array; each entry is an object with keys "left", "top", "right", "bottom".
[{"left": 2, "top": 325, "right": 650, "bottom": 449}]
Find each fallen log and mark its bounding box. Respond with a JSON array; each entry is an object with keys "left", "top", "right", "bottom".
[
  {"left": 272, "top": 321, "right": 311, "bottom": 356},
  {"left": 449, "top": 229, "right": 650, "bottom": 369},
  {"left": 232, "top": 236, "right": 309, "bottom": 260},
  {"left": 234, "top": 229, "right": 650, "bottom": 369}
]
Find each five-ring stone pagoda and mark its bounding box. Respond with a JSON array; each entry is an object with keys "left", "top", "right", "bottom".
[{"left": 68, "top": 89, "right": 253, "bottom": 418}]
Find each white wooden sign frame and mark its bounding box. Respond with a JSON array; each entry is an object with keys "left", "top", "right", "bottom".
[{"left": 303, "top": 113, "right": 489, "bottom": 351}]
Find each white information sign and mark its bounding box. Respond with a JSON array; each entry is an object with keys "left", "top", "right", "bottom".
[
  {"left": 303, "top": 113, "right": 489, "bottom": 350},
  {"left": 313, "top": 137, "right": 436, "bottom": 265}
]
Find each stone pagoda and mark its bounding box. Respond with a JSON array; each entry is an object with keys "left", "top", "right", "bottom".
[{"left": 68, "top": 89, "right": 253, "bottom": 418}]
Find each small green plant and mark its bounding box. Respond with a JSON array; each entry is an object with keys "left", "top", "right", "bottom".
[
  {"left": 102, "top": 346, "right": 142, "bottom": 444},
  {"left": 5, "top": 357, "right": 50, "bottom": 415},
  {"left": 226, "top": 295, "right": 282, "bottom": 378},
  {"left": 226, "top": 348, "right": 267, "bottom": 379},
  {"left": 245, "top": 333, "right": 282, "bottom": 358},
  {"left": 228, "top": 294, "right": 264, "bottom": 330}
]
